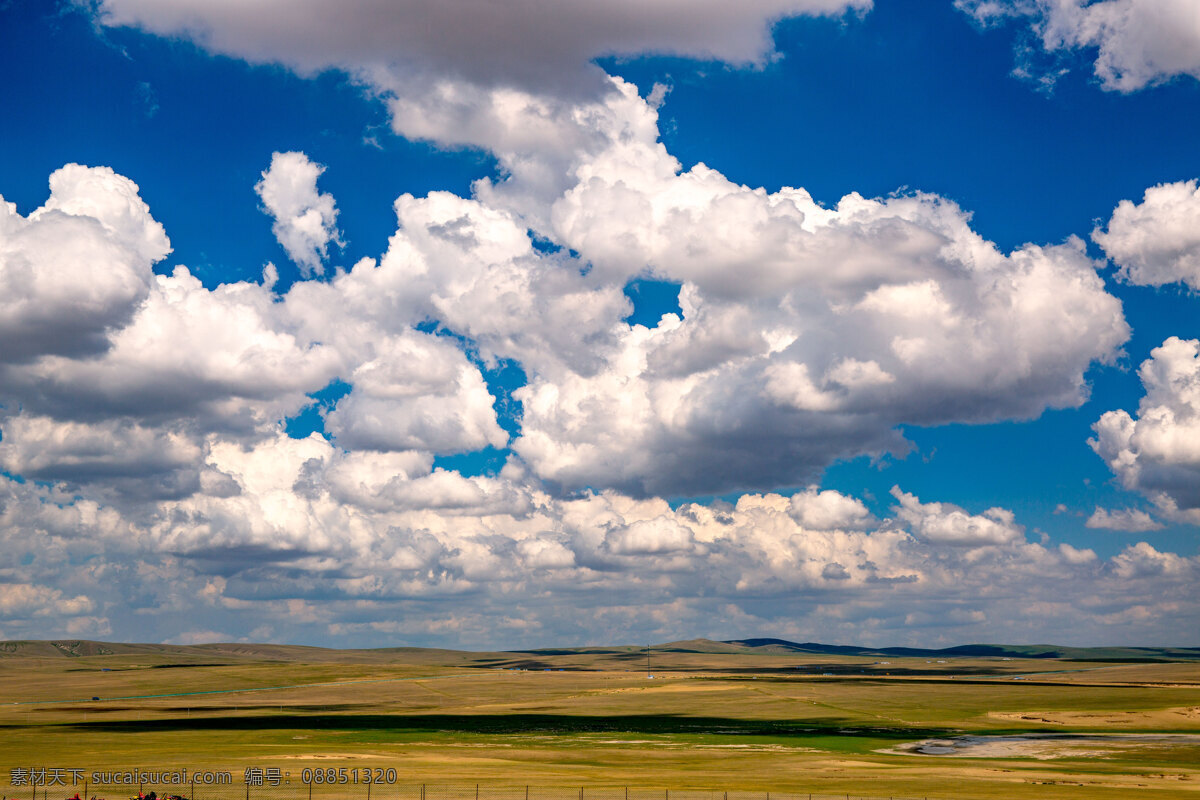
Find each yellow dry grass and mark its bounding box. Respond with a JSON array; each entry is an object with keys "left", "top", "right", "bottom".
[{"left": 0, "top": 644, "right": 1198, "bottom": 800}]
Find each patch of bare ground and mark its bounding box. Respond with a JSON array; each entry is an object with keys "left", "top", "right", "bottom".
[{"left": 988, "top": 705, "right": 1200, "bottom": 727}]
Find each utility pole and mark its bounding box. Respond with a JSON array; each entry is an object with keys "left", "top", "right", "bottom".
[{"left": 646, "top": 643, "right": 651, "bottom": 677}]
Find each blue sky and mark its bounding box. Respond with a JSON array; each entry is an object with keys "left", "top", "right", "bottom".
[{"left": 0, "top": 0, "right": 1198, "bottom": 648}]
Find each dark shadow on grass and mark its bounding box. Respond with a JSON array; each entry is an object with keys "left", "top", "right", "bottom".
[{"left": 5, "top": 713, "right": 958, "bottom": 741}]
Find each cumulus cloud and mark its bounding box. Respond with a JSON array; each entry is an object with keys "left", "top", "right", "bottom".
[
  {"left": 605, "top": 516, "right": 698, "bottom": 556},
  {"left": 282, "top": 189, "right": 629, "bottom": 376},
  {"left": 0, "top": 583, "right": 93, "bottom": 618},
  {"left": 0, "top": 164, "right": 168, "bottom": 364},
  {"left": 486, "top": 81, "right": 1129, "bottom": 496},
  {"left": 0, "top": 166, "right": 514, "bottom": 504},
  {"left": 957, "top": 0, "right": 1200, "bottom": 92},
  {"left": 5, "top": 81, "right": 1131, "bottom": 508},
  {"left": 890, "top": 487, "right": 1026, "bottom": 547},
  {"left": 1093, "top": 178, "right": 1200, "bottom": 289},
  {"left": 5, "top": 8, "right": 1186, "bottom": 649},
  {"left": 255, "top": 152, "right": 342, "bottom": 276},
  {"left": 788, "top": 486, "right": 876, "bottom": 530},
  {"left": 78, "top": 0, "right": 1128, "bottom": 502},
  {"left": 5, "top": 266, "right": 341, "bottom": 431},
  {"left": 1109, "top": 540, "right": 1192, "bottom": 579},
  {"left": 322, "top": 332, "right": 508, "bottom": 454},
  {"left": 1091, "top": 336, "right": 1200, "bottom": 524},
  {"left": 4, "top": 458, "right": 1197, "bottom": 646},
  {"left": 1085, "top": 507, "right": 1164, "bottom": 532},
  {"left": 0, "top": 415, "right": 205, "bottom": 501},
  {"left": 89, "top": 0, "right": 871, "bottom": 97}
]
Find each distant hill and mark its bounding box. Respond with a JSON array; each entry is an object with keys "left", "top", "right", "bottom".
[
  {"left": 2, "top": 637, "right": 1197, "bottom": 664},
  {"left": 721, "top": 638, "right": 1200, "bottom": 662},
  {"left": 0, "top": 639, "right": 510, "bottom": 665}
]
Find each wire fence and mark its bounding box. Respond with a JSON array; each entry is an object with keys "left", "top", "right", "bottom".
[{"left": 1, "top": 780, "right": 956, "bottom": 800}]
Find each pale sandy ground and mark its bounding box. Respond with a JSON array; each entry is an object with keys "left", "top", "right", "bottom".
[
  {"left": 880, "top": 732, "right": 1200, "bottom": 759},
  {"left": 988, "top": 705, "right": 1200, "bottom": 727}
]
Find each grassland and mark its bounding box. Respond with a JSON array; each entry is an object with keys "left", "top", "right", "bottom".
[{"left": 1, "top": 639, "right": 1198, "bottom": 800}]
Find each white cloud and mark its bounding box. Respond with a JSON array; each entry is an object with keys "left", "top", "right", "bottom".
[
  {"left": 0, "top": 164, "right": 168, "bottom": 364},
  {"left": 91, "top": 0, "right": 871, "bottom": 97},
  {"left": 77, "top": 7, "right": 1130, "bottom": 503},
  {"left": 5, "top": 10, "right": 1188, "bottom": 649},
  {"left": 4, "top": 89, "right": 1131, "bottom": 509},
  {"left": 890, "top": 486, "right": 1025, "bottom": 547},
  {"left": 1091, "top": 336, "right": 1200, "bottom": 524},
  {"left": 4, "top": 461, "right": 1197, "bottom": 646},
  {"left": 788, "top": 486, "right": 876, "bottom": 530},
  {"left": 6, "top": 265, "right": 341, "bottom": 432},
  {"left": 605, "top": 516, "right": 698, "bottom": 556},
  {"left": 498, "top": 87, "right": 1128, "bottom": 496},
  {"left": 1109, "top": 540, "right": 1191, "bottom": 579},
  {"left": 0, "top": 415, "right": 205, "bottom": 500},
  {"left": 958, "top": 0, "right": 1200, "bottom": 92},
  {"left": 323, "top": 331, "right": 507, "bottom": 454},
  {"left": 162, "top": 630, "right": 235, "bottom": 645},
  {"left": 0, "top": 583, "right": 93, "bottom": 618},
  {"left": 255, "top": 151, "right": 342, "bottom": 276},
  {"left": 1093, "top": 178, "right": 1200, "bottom": 289},
  {"left": 1085, "top": 507, "right": 1164, "bottom": 532},
  {"left": 282, "top": 189, "right": 629, "bottom": 376}
]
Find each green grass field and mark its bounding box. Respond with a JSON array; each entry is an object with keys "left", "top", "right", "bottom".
[{"left": 2, "top": 640, "right": 1198, "bottom": 800}]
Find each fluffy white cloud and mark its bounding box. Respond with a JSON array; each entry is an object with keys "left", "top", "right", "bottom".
[
  {"left": 323, "top": 331, "right": 508, "bottom": 454},
  {"left": 605, "top": 516, "right": 698, "bottom": 556},
  {"left": 0, "top": 166, "right": 516, "bottom": 502},
  {"left": 890, "top": 487, "right": 1026, "bottom": 547},
  {"left": 0, "top": 583, "right": 93, "bottom": 618},
  {"left": 0, "top": 164, "right": 168, "bottom": 364},
  {"left": 5, "top": 7, "right": 1186, "bottom": 650},
  {"left": 1091, "top": 336, "right": 1200, "bottom": 524},
  {"left": 4, "top": 459, "right": 1196, "bottom": 646},
  {"left": 1093, "top": 178, "right": 1200, "bottom": 289},
  {"left": 6, "top": 266, "right": 341, "bottom": 431},
  {"left": 1085, "top": 507, "right": 1164, "bottom": 532},
  {"left": 1109, "top": 540, "right": 1192, "bottom": 579},
  {"left": 282, "top": 189, "right": 629, "bottom": 376},
  {"left": 0, "top": 415, "right": 206, "bottom": 500},
  {"left": 958, "top": 0, "right": 1200, "bottom": 91},
  {"left": 78, "top": 7, "right": 1130, "bottom": 503},
  {"left": 9, "top": 88, "right": 1123, "bottom": 506},
  {"left": 90, "top": 0, "right": 871, "bottom": 97},
  {"left": 495, "top": 82, "right": 1128, "bottom": 496},
  {"left": 788, "top": 487, "right": 876, "bottom": 530},
  {"left": 255, "top": 152, "right": 342, "bottom": 276}
]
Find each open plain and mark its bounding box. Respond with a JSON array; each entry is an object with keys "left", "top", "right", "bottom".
[{"left": 1, "top": 639, "right": 1198, "bottom": 800}]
